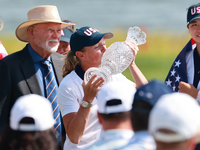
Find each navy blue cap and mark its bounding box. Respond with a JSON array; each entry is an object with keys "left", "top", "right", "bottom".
[
  {"left": 70, "top": 26, "right": 113, "bottom": 56},
  {"left": 132, "top": 80, "right": 173, "bottom": 113},
  {"left": 60, "top": 28, "right": 73, "bottom": 43},
  {"left": 187, "top": 3, "right": 200, "bottom": 26}
]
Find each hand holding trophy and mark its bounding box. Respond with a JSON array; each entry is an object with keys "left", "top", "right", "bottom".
[{"left": 84, "top": 26, "right": 147, "bottom": 84}]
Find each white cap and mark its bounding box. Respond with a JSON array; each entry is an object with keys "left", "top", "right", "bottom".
[
  {"left": 149, "top": 93, "right": 200, "bottom": 143},
  {"left": 97, "top": 81, "right": 136, "bottom": 114},
  {"left": 10, "top": 94, "right": 55, "bottom": 131}
]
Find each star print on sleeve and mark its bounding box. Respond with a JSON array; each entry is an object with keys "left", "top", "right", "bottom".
[
  {"left": 175, "top": 75, "right": 181, "bottom": 82},
  {"left": 165, "top": 39, "right": 195, "bottom": 92},
  {"left": 166, "top": 79, "right": 172, "bottom": 86},
  {"left": 165, "top": 60, "right": 182, "bottom": 92},
  {"left": 174, "top": 60, "right": 181, "bottom": 68},
  {"left": 170, "top": 69, "right": 176, "bottom": 76},
  {"left": 172, "top": 85, "right": 176, "bottom": 91}
]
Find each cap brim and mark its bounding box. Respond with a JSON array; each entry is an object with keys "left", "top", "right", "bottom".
[
  {"left": 153, "top": 128, "right": 200, "bottom": 143},
  {"left": 60, "top": 37, "right": 70, "bottom": 43},
  {"left": 16, "top": 20, "right": 75, "bottom": 42},
  {"left": 187, "top": 16, "right": 200, "bottom": 26},
  {"left": 85, "top": 32, "right": 113, "bottom": 47},
  {"left": 60, "top": 28, "right": 74, "bottom": 43},
  {"left": 103, "top": 33, "right": 113, "bottom": 39}
]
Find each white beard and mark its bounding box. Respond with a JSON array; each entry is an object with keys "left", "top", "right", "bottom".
[{"left": 38, "top": 39, "right": 59, "bottom": 53}]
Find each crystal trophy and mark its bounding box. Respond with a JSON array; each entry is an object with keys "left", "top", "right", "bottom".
[{"left": 84, "top": 26, "right": 147, "bottom": 84}]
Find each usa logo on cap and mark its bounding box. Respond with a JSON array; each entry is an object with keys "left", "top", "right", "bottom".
[
  {"left": 83, "top": 27, "right": 99, "bottom": 36},
  {"left": 191, "top": 6, "right": 200, "bottom": 15}
]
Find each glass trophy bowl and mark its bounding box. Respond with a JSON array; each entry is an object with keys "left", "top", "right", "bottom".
[{"left": 84, "top": 26, "right": 146, "bottom": 84}]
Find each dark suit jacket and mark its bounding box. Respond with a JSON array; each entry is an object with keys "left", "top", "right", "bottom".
[{"left": 0, "top": 44, "right": 64, "bottom": 134}]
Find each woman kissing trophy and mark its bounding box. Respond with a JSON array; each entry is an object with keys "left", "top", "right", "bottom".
[{"left": 84, "top": 26, "right": 147, "bottom": 84}]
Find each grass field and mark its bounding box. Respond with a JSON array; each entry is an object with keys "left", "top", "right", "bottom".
[{"left": 0, "top": 29, "right": 192, "bottom": 82}]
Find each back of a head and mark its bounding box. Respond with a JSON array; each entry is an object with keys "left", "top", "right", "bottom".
[
  {"left": 149, "top": 93, "right": 200, "bottom": 149},
  {"left": 0, "top": 94, "right": 57, "bottom": 150},
  {"left": 97, "top": 80, "right": 136, "bottom": 122},
  {"left": 10, "top": 94, "right": 55, "bottom": 131},
  {"left": 131, "top": 80, "right": 173, "bottom": 131}
]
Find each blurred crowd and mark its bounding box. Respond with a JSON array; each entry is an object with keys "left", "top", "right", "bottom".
[{"left": 1, "top": 3, "right": 200, "bottom": 150}]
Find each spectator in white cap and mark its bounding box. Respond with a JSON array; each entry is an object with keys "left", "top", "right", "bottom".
[
  {"left": 149, "top": 93, "right": 200, "bottom": 150},
  {"left": 57, "top": 20, "right": 74, "bottom": 56},
  {"left": 84, "top": 80, "right": 136, "bottom": 150},
  {"left": 120, "top": 80, "right": 173, "bottom": 150},
  {"left": 0, "top": 94, "right": 58, "bottom": 150}
]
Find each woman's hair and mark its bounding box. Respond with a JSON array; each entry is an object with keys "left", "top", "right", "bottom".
[
  {"left": 62, "top": 48, "right": 85, "bottom": 77},
  {"left": 62, "top": 19, "right": 75, "bottom": 32},
  {"left": 0, "top": 126, "right": 58, "bottom": 150},
  {"left": 0, "top": 117, "right": 58, "bottom": 150}
]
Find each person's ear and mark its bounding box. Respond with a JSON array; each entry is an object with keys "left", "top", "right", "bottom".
[
  {"left": 28, "top": 26, "right": 35, "bottom": 39},
  {"left": 76, "top": 51, "right": 84, "bottom": 59},
  {"left": 97, "top": 112, "right": 103, "bottom": 125}
]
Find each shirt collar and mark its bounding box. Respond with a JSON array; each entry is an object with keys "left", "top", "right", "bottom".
[
  {"left": 28, "top": 44, "right": 51, "bottom": 63},
  {"left": 134, "top": 130, "right": 151, "bottom": 137},
  {"left": 75, "top": 65, "right": 85, "bottom": 80}
]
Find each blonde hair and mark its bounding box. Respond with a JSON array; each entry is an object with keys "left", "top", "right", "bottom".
[
  {"left": 62, "top": 48, "right": 85, "bottom": 77},
  {"left": 62, "top": 19, "right": 75, "bottom": 32}
]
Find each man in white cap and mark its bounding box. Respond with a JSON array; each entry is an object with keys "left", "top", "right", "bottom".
[
  {"left": 84, "top": 80, "right": 136, "bottom": 150},
  {"left": 0, "top": 94, "right": 57, "bottom": 150},
  {"left": 0, "top": 5, "right": 75, "bottom": 145},
  {"left": 149, "top": 93, "right": 200, "bottom": 150}
]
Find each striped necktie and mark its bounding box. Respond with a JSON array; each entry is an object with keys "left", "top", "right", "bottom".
[{"left": 41, "top": 60, "right": 62, "bottom": 142}]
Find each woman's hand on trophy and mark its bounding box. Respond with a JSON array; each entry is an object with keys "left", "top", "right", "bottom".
[
  {"left": 82, "top": 74, "right": 104, "bottom": 103},
  {"left": 124, "top": 41, "right": 139, "bottom": 62}
]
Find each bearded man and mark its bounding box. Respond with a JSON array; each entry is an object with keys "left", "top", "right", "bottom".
[{"left": 0, "top": 5, "right": 75, "bottom": 146}]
